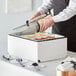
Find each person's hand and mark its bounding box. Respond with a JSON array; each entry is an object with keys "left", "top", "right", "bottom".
[
  {"left": 38, "top": 15, "right": 54, "bottom": 32},
  {"left": 30, "top": 12, "right": 41, "bottom": 20}
]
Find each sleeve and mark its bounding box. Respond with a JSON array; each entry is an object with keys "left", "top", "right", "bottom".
[
  {"left": 37, "top": 0, "right": 53, "bottom": 14},
  {"left": 52, "top": 0, "right": 76, "bottom": 22}
]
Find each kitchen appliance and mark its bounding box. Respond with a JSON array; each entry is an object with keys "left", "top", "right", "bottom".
[
  {"left": 8, "top": 32, "right": 67, "bottom": 62},
  {"left": 57, "top": 57, "right": 76, "bottom": 76},
  {"left": 10, "top": 9, "right": 52, "bottom": 36},
  {"left": 11, "top": 14, "right": 47, "bottom": 36}
]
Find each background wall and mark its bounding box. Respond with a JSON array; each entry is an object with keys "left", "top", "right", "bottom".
[{"left": 0, "top": 0, "right": 42, "bottom": 56}]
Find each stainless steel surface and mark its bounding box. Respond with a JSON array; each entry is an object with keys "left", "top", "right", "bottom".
[
  {"left": 11, "top": 21, "right": 40, "bottom": 36},
  {"left": 0, "top": 52, "right": 76, "bottom": 76}
]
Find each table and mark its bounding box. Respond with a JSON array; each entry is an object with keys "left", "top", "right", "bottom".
[{"left": 0, "top": 51, "right": 76, "bottom": 76}]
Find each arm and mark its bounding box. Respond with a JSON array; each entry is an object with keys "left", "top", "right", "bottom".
[
  {"left": 37, "top": 0, "right": 53, "bottom": 14},
  {"left": 38, "top": 0, "right": 76, "bottom": 32},
  {"left": 52, "top": 0, "right": 76, "bottom": 22},
  {"left": 31, "top": 0, "right": 53, "bottom": 19}
]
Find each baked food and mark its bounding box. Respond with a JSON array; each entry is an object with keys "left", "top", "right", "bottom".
[{"left": 22, "top": 33, "right": 45, "bottom": 38}]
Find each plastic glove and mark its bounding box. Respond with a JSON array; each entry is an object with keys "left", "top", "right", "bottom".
[{"left": 38, "top": 15, "right": 54, "bottom": 32}]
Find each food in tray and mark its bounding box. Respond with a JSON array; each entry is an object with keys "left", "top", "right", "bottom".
[
  {"left": 22, "top": 33, "right": 46, "bottom": 38},
  {"left": 22, "top": 33, "right": 55, "bottom": 40},
  {"left": 34, "top": 36, "right": 55, "bottom": 40}
]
